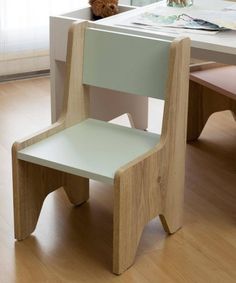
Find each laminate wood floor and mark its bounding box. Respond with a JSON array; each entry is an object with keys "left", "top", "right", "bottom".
[{"left": 0, "top": 77, "right": 236, "bottom": 283}]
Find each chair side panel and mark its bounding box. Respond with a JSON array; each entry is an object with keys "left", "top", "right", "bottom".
[{"left": 83, "top": 28, "right": 170, "bottom": 100}]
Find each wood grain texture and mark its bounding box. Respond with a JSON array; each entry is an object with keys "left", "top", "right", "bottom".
[
  {"left": 63, "top": 173, "right": 89, "bottom": 205},
  {"left": 113, "top": 37, "right": 191, "bottom": 274},
  {"left": 12, "top": 158, "right": 89, "bottom": 240},
  {"left": 1, "top": 77, "right": 236, "bottom": 282},
  {"left": 12, "top": 21, "right": 190, "bottom": 274},
  {"left": 12, "top": 21, "right": 89, "bottom": 152},
  {"left": 187, "top": 63, "right": 236, "bottom": 141},
  {"left": 12, "top": 21, "right": 90, "bottom": 241}
]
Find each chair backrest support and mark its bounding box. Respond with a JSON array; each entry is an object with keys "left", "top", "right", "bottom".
[
  {"left": 63, "top": 21, "right": 190, "bottom": 145},
  {"left": 83, "top": 28, "right": 171, "bottom": 100}
]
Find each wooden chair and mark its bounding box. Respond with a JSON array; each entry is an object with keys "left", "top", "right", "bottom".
[
  {"left": 187, "top": 63, "right": 236, "bottom": 141},
  {"left": 12, "top": 21, "right": 190, "bottom": 274}
]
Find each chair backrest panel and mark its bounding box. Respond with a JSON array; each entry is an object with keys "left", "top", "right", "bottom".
[{"left": 83, "top": 28, "right": 170, "bottom": 100}]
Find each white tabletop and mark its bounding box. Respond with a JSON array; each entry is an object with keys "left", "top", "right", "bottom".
[{"left": 96, "top": 0, "right": 236, "bottom": 64}]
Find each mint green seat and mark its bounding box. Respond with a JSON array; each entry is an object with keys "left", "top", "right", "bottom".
[
  {"left": 18, "top": 118, "right": 160, "bottom": 184},
  {"left": 12, "top": 21, "right": 191, "bottom": 274}
]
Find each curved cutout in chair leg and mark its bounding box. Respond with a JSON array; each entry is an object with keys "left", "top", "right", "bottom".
[
  {"left": 159, "top": 156, "right": 185, "bottom": 234},
  {"left": 159, "top": 214, "right": 171, "bottom": 234},
  {"left": 159, "top": 214, "right": 182, "bottom": 235},
  {"left": 13, "top": 161, "right": 64, "bottom": 240},
  {"left": 159, "top": 183, "right": 184, "bottom": 234},
  {"left": 63, "top": 173, "right": 89, "bottom": 206}
]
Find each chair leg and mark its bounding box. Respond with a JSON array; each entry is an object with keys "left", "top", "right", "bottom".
[
  {"left": 187, "top": 82, "right": 208, "bottom": 142},
  {"left": 63, "top": 173, "right": 89, "bottom": 206},
  {"left": 159, "top": 196, "right": 183, "bottom": 234},
  {"left": 113, "top": 175, "right": 149, "bottom": 275},
  {"left": 159, "top": 171, "right": 185, "bottom": 234},
  {"left": 113, "top": 145, "right": 188, "bottom": 273},
  {"left": 13, "top": 160, "right": 63, "bottom": 240}
]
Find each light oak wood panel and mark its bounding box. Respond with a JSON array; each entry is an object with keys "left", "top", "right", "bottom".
[
  {"left": 12, "top": 22, "right": 90, "bottom": 241},
  {"left": 0, "top": 77, "right": 236, "bottom": 282}
]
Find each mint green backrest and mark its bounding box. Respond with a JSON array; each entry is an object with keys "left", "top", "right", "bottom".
[{"left": 83, "top": 28, "right": 170, "bottom": 100}]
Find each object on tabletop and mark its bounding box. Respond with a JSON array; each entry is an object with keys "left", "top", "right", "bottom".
[
  {"left": 167, "top": 0, "right": 193, "bottom": 7},
  {"left": 89, "top": 0, "right": 119, "bottom": 19}
]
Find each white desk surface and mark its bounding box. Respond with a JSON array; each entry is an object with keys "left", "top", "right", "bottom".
[{"left": 96, "top": 0, "right": 236, "bottom": 64}]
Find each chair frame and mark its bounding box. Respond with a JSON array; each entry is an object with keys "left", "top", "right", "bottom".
[{"left": 12, "top": 21, "right": 190, "bottom": 274}]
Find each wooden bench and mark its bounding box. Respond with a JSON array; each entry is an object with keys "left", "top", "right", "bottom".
[{"left": 188, "top": 63, "right": 236, "bottom": 141}]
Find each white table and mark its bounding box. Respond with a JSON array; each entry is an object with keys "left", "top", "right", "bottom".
[
  {"left": 50, "top": 0, "right": 236, "bottom": 124},
  {"left": 98, "top": 0, "right": 236, "bottom": 64}
]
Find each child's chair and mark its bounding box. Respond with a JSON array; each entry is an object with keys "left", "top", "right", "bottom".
[
  {"left": 188, "top": 62, "right": 236, "bottom": 141},
  {"left": 12, "top": 21, "right": 190, "bottom": 274}
]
